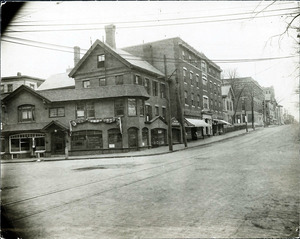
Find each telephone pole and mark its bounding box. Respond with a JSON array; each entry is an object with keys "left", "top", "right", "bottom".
[{"left": 164, "top": 55, "right": 173, "bottom": 151}]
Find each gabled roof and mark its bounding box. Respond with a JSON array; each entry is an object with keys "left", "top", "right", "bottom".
[
  {"left": 2, "top": 85, "right": 51, "bottom": 104},
  {"left": 42, "top": 120, "right": 69, "bottom": 131},
  {"left": 69, "top": 40, "right": 164, "bottom": 78},
  {"left": 145, "top": 115, "right": 167, "bottom": 125},
  {"left": 221, "top": 85, "right": 235, "bottom": 99},
  {"left": 37, "top": 72, "right": 75, "bottom": 91},
  {"left": 38, "top": 84, "right": 150, "bottom": 102}
]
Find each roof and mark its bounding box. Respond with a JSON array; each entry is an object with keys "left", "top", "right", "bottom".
[
  {"left": 38, "top": 85, "right": 150, "bottom": 102},
  {"left": 221, "top": 85, "right": 231, "bottom": 96},
  {"left": 1, "top": 75, "right": 45, "bottom": 83},
  {"left": 69, "top": 40, "right": 164, "bottom": 78},
  {"left": 37, "top": 72, "right": 75, "bottom": 91},
  {"left": 1, "top": 122, "right": 49, "bottom": 133}
]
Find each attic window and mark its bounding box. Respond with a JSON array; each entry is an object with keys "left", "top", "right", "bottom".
[{"left": 97, "top": 54, "right": 105, "bottom": 68}]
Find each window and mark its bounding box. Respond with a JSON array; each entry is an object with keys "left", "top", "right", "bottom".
[
  {"left": 153, "top": 81, "right": 158, "bottom": 96},
  {"left": 29, "top": 84, "right": 35, "bottom": 89},
  {"left": 115, "top": 75, "right": 123, "bottom": 85},
  {"left": 226, "top": 101, "right": 229, "bottom": 111},
  {"left": 201, "top": 60, "right": 207, "bottom": 72},
  {"left": 182, "top": 50, "right": 185, "bottom": 60},
  {"left": 76, "top": 102, "right": 95, "bottom": 119},
  {"left": 155, "top": 106, "right": 159, "bottom": 116},
  {"left": 83, "top": 80, "right": 90, "bottom": 88},
  {"left": 162, "top": 107, "right": 166, "bottom": 119},
  {"left": 128, "top": 127, "right": 138, "bottom": 148},
  {"left": 18, "top": 105, "right": 35, "bottom": 122},
  {"left": 184, "top": 91, "right": 188, "bottom": 105},
  {"left": 190, "top": 71, "right": 193, "bottom": 86},
  {"left": 97, "top": 54, "right": 105, "bottom": 68},
  {"left": 191, "top": 93, "right": 194, "bottom": 106},
  {"left": 10, "top": 134, "right": 45, "bottom": 153},
  {"left": 202, "top": 74, "right": 207, "bottom": 85},
  {"left": 108, "top": 128, "right": 122, "bottom": 148},
  {"left": 183, "top": 68, "right": 187, "bottom": 83},
  {"left": 139, "top": 99, "right": 144, "bottom": 116},
  {"left": 1, "top": 85, "right": 4, "bottom": 93},
  {"left": 114, "top": 99, "right": 124, "bottom": 116},
  {"left": 134, "top": 75, "right": 143, "bottom": 85},
  {"left": 197, "top": 95, "right": 201, "bottom": 108},
  {"left": 144, "top": 78, "right": 151, "bottom": 94},
  {"left": 196, "top": 74, "right": 199, "bottom": 88},
  {"left": 7, "top": 84, "right": 13, "bottom": 92},
  {"left": 203, "top": 96, "right": 209, "bottom": 109},
  {"left": 99, "top": 78, "right": 106, "bottom": 86},
  {"left": 49, "top": 107, "right": 65, "bottom": 118},
  {"left": 71, "top": 130, "right": 103, "bottom": 150},
  {"left": 1, "top": 137, "right": 5, "bottom": 153},
  {"left": 145, "top": 105, "right": 152, "bottom": 121},
  {"left": 160, "top": 83, "right": 166, "bottom": 98},
  {"left": 128, "top": 98, "right": 137, "bottom": 116}
]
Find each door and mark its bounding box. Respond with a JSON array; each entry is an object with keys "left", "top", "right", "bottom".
[{"left": 51, "top": 131, "right": 65, "bottom": 154}]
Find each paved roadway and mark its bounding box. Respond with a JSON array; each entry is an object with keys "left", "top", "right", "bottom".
[{"left": 1, "top": 125, "right": 299, "bottom": 239}]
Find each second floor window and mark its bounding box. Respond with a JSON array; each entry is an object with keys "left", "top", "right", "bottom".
[
  {"left": 128, "top": 98, "right": 137, "bottom": 116},
  {"left": 115, "top": 75, "right": 123, "bottom": 85},
  {"left": 97, "top": 54, "right": 105, "bottom": 68},
  {"left": 83, "top": 80, "right": 90, "bottom": 88},
  {"left": 153, "top": 81, "right": 158, "bottom": 96},
  {"left": 144, "top": 78, "right": 150, "bottom": 94},
  {"left": 145, "top": 105, "right": 152, "bottom": 121},
  {"left": 99, "top": 78, "right": 106, "bottom": 86},
  {"left": 18, "top": 105, "right": 35, "bottom": 122},
  {"left": 160, "top": 84, "right": 166, "bottom": 98},
  {"left": 184, "top": 91, "right": 188, "bottom": 105},
  {"left": 203, "top": 96, "right": 209, "bottom": 109},
  {"left": 134, "top": 75, "right": 143, "bottom": 85},
  {"left": 76, "top": 103, "right": 95, "bottom": 119},
  {"left": 49, "top": 107, "right": 65, "bottom": 118},
  {"left": 114, "top": 99, "right": 124, "bottom": 116}
]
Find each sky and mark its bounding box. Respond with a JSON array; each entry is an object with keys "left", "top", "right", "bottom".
[{"left": 1, "top": 1, "right": 299, "bottom": 120}]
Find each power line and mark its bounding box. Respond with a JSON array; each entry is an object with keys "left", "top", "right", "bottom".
[
  {"left": 2, "top": 38, "right": 297, "bottom": 64},
  {"left": 4, "top": 11, "right": 298, "bottom": 33},
  {"left": 7, "top": 6, "right": 298, "bottom": 28}
]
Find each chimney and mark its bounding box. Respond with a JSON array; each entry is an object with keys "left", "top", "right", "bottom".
[
  {"left": 105, "top": 24, "right": 116, "bottom": 48},
  {"left": 17, "top": 72, "right": 21, "bottom": 76},
  {"left": 74, "top": 46, "right": 80, "bottom": 66}
]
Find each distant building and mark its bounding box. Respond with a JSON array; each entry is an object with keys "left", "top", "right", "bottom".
[
  {"left": 1, "top": 72, "right": 44, "bottom": 97},
  {"left": 263, "top": 86, "right": 278, "bottom": 125},
  {"left": 221, "top": 85, "right": 235, "bottom": 124}
]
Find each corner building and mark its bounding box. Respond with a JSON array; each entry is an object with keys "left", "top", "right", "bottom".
[
  {"left": 123, "top": 37, "right": 224, "bottom": 141},
  {"left": 1, "top": 37, "right": 168, "bottom": 159}
]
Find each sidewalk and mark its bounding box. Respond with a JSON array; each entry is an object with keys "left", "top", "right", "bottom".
[{"left": 1, "top": 127, "right": 260, "bottom": 164}]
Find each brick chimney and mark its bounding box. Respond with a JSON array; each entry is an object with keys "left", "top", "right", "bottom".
[
  {"left": 105, "top": 24, "right": 116, "bottom": 48},
  {"left": 74, "top": 46, "right": 80, "bottom": 66}
]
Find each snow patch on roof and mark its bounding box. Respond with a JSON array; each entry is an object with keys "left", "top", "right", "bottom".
[{"left": 37, "top": 72, "right": 75, "bottom": 91}]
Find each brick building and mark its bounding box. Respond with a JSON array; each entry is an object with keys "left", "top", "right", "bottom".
[{"left": 123, "top": 37, "right": 224, "bottom": 141}]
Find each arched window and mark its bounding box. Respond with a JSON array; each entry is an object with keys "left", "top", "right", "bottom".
[{"left": 18, "top": 105, "right": 35, "bottom": 122}]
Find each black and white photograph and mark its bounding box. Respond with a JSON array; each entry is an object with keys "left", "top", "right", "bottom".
[{"left": 1, "top": 1, "right": 299, "bottom": 238}]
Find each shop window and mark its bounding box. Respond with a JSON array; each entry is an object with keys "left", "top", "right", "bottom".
[
  {"left": 128, "top": 98, "right": 137, "bottom": 116},
  {"left": 35, "top": 137, "right": 46, "bottom": 151},
  {"left": 108, "top": 128, "right": 122, "bottom": 148},
  {"left": 99, "top": 78, "right": 106, "bottom": 86},
  {"left": 151, "top": 128, "right": 166, "bottom": 147},
  {"left": 115, "top": 99, "right": 124, "bottom": 116},
  {"left": 18, "top": 105, "right": 35, "bottom": 122},
  {"left": 115, "top": 75, "right": 123, "bottom": 85},
  {"left": 49, "top": 107, "right": 65, "bottom": 118},
  {"left": 71, "top": 130, "right": 103, "bottom": 150},
  {"left": 128, "top": 127, "right": 138, "bottom": 148},
  {"left": 9, "top": 134, "right": 45, "bottom": 153},
  {"left": 145, "top": 105, "right": 152, "bottom": 121},
  {"left": 97, "top": 54, "right": 105, "bottom": 68}
]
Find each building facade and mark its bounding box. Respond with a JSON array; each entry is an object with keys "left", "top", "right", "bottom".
[
  {"left": 123, "top": 37, "right": 224, "bottom": 140},
  {"left": 263, "top": 86, "right": 278, "bottom": 125},
  {"left": 221, "top": 85, "right": 235, "bottom": 124}
]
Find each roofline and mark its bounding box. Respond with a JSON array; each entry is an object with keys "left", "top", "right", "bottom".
[{"left": 1, "top": 75, "right": 45, "bottom": 82}]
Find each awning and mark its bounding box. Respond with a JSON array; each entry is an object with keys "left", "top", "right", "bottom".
[
  {"left": 214, "top": 119, "right": 231, "bottom": 125},
  {"left": 185, "top": 118, "right": 211, "bottom": 127}
]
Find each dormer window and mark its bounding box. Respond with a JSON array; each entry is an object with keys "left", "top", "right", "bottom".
[
  {"left": 97, "top": 54, "right": 105, "bottom": 68},
  {"left": 18, "top": 105, "right": 35, "bottom": 122}
]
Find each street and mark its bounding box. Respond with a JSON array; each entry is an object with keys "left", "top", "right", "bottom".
[{"left": 1, "top": 125, "right": 299, "bottom": 239}]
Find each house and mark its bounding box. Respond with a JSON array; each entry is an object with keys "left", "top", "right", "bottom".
[
  {"left": 221, "top": 85, "right": 235, "bottom": 124},
  {"left": 123, "top": 37, "right": 223, "bottom": 141},
  {"left": 263, "top": 86, "right": 278, "bottom": 125},
  {"left": 1, "top": 25, "right": 168, "bottom": 159},
  {"left": 223, "top": 77, "right": 264, "bottom": 126}
]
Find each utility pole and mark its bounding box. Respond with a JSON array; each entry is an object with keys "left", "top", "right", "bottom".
[
  {"left": 242, "top": 97, "right": 248, "bottom": 132},
  {"left": 164, "top": 55, "right": 173, "bottom": 151},
  {"left": 176, "top": 76, "right": 187, "bottom": 147}
]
